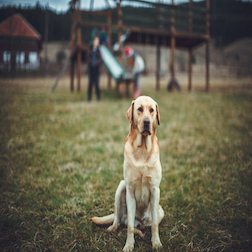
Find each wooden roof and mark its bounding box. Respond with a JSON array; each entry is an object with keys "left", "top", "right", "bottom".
[{"left": 0, "top": 14, "right": 41, "bottom": 40}]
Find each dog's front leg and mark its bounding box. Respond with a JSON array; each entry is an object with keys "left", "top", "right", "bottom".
[
  {"left": 108, "top": 180, "right": 126, "bottom": 232},
  {"left": 123, "top": 187, "right": 136, "bottom": 252},
  {"left": 151, "top": 187, "right": 162, "bottom": 249}
]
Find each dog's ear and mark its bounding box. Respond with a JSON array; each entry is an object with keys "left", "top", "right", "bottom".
[
  {"left": 156, "top": 103, "right": 160, "bottom": 125},
  {"left": 126, "top": 101, "right": 135, "bottom": 124}
]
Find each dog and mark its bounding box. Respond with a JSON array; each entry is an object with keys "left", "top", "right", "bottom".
[{"left": 92, "top": 96, "right": 164, "bottom": 251}]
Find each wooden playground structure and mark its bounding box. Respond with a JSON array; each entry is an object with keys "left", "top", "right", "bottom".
[{"left": 69, "top": 0, "right": 210, "bottom": 93}]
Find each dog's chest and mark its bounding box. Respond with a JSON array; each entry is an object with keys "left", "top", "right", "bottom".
[{"left": 134, "top": 170, "right": 152, "bottom": 210}]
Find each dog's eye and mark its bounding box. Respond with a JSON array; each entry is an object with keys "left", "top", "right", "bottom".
[
  {"left": 150, "top": 108, "right": 154, "bottom": 113},
  {"left": 138, "top": 107, "right": 143, "bottom": 112}
]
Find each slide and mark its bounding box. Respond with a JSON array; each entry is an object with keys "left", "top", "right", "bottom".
[{"left": 99, "top": 45, "right": 126, "bottom": 81}]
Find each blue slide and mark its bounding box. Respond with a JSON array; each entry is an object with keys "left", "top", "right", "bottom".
[{"left": 99, "top": 45, "right": 126, "bottom": 82}]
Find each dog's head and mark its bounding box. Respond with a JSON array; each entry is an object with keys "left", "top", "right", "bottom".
[{"left": 126, "top": 96, "right": 160, "bottom": 136}]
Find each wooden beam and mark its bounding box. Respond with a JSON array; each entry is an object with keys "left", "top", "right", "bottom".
[
  {"left": 206, "top": 0, "right": 210, "bottom": 36},
  {"left": 107, "top": 11, "right": 112, "bottom": 90},
  {"left": 44, "top": 4, "right": 49, "bottom": 75},
  {"left": 77, "top": 9, "right": 81, "bottom": 92},
  {"left": 171, "top": 0, "right": 175, "bottom": 34},
  {"left": 77, "top": 51, "right": 81, "bottom": 92},
  {"left": 156, "top": 42, "right": 160, "bottom": 91},
  {"left": 80, "top": 10, "right": 110, "bottom": 16},
  {"left": 117, "top": 0, "right": 123, "bottom": 63},
  {"left": 170, "top": 36, "right": 176, "bottom": 90},
  {"left": 189, "top": 0, "right": 193, "bottom": 33},
  {"left": 70, "top": 58, "right": 75, "bottom": 92},
  {"left": 168, "top": 0, "right": 176, "bottom": 90},
  {"left": 188, "top": 48, "right": 192, "bottom": 91},
  {"left": 70, "top": 8, "right": 77, "bottom": 92},
  {"left": 116, "top": 82, "right": 120, "bottom": 97},
  {"left": 107, "top": 70, "right": 112, "bottom": 91},
  {"left": 107, "top": 11, "right": 112, "bottom": 49},
  {"left": 71, "top": 12, "right": 76, "bottom": 52},
  {"left": 206, "top": 0, "right": 210, "bottom": 91},
  {"left": 124, "top": 82, "right": 130, "bottom": 98},
  {"left": 145, "top": 34, "right": 150, "bottom": 73},
  {"left": 116, "top": 0, "right": 123, "bottom": 97},
  {"left": 170, "top": 0, "right": 176, "bottom": 91},
  {"left": 205, "top": 41, "right": 209, "bottom": 92},
  {"left": 79, "top": 21, "right": 209, "bottom": 42}
]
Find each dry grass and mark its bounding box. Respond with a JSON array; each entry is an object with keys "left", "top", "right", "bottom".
[{"left": 0, "top": 74, "right": 251, "bottom": 251}]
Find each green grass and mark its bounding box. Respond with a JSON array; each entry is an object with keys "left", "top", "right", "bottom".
[{"left": 0, "top": 75, "right": 251, "bottom": 251}]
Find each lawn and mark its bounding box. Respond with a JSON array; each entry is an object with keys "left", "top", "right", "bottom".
[{"left": 0, "top": 75, "right": 251, "bottom": 251}]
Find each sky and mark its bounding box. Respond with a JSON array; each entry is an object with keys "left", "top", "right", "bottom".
[{"left": 0, "top": 0, "right": 205, "bottom": 13}]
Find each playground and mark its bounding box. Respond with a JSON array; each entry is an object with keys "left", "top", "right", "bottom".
[
  {"left": 0, "top": 75, "right": 251, "bottom": 251},
  {"left": 68, "top": 0, "right": 210, "bottom": 95}
]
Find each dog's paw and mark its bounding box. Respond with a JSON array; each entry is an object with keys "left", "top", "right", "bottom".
[
  {"left": 152, "top": 240, "right": 162, "bottom": 250},
  {"left": 123, "top": 243, "right": 134, "bottom": 252},
  {"left": 107, "top": 223, "right": 119, "bottom": 232},
  {"left": 107, "top": 225, "right": 115, "bottom": 232}
]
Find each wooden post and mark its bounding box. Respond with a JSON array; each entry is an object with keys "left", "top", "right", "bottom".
[
  {"left": 117, "top": 0, "right": 123, "bottom": 97},
  {"left": 107, "top": 11, "right": 112, "bottom": 90},
  {"left": 70, "top": 7, "right": 77, "bottom": 92},
  {"left": 206, "top": 0, "right": 210, "bottom": 36},
  {"left": 156, "top": 0, "right": 161, "bottom": 91},
  {"left": 188, "top": 0, "right": 193, "bottom": 91},
  {"left": 205, "top": 42, "right": 209, "bottom": 92},
  {"left": 70, "top": 57, "right": 75, "bottom": 92},
  {"left": 188, "top": 48, "right": 192, "bottom": 91},
  {"left": 124, "top": 81, "right": 130, "bottom": 98},
  {"left": 170, "top": 36, "right": 175, "bottom": 90},
  {"left": 44, "top": 3, "right": 49, "bottom": 75},
  {"left": 117, "top": 0, "right": 123, "bottom": 64},
  {"left": 189, "top": 0, "right": 193, "bottom": 33},
  {"left": 169, "top": 0, "right": 176, "bottom": 91},
  {"left": 145, "top": 34, "right": 150, "bottom": 74},
  {"left": 10, "top": 51, "right": 16, "bottom": 74},
  {"left": 77, "top": 7, "right": 81, "bottom": 92},
  {"left": 171, "top": 0, "right": 175, "bottom": 34},
  {"left": 156, "top": 42, "right": 160, "bottom": 91},
  {"left": 116, "top": 83, "right": 120, "bottom": 97},
  {"left": 206, "top": 0, "right": 210, "bottom": 91}
]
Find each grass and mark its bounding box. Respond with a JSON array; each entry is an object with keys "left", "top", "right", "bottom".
[{"left": 0, "top": 75, "right": 251, "bottom": 251}]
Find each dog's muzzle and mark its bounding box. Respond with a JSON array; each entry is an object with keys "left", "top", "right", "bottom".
[{"left": 142, "top": 118, "right": 151, "bottom": 135}]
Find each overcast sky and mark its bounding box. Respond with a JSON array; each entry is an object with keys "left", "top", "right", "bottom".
[{"left": 0, "top": 0, "right": 206, "bottom": 13}]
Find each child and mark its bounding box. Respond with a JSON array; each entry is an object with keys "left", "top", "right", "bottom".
[
  {"left": 123, "top": 46, "right": 145, "bottom": 98},
  {"left": 87, "top": 36, "right": 102, "bottom": 102}
]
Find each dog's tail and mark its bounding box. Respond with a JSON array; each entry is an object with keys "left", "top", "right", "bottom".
[{"left": 91, "top": 213, "right": 115, "bottom": 225}]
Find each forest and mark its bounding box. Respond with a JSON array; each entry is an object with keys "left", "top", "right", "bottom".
[
  {"left": 0, "top": 2, "right": 72, "bottom": 41},
  {"left": 0, "top": 0, "right": 251, "bottom": 45}
]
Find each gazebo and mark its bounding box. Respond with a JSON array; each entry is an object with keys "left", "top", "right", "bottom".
[{"left": 0, "top": 13, "right": 42, "bottom": 73}]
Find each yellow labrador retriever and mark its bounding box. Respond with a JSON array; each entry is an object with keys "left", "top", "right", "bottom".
[{"left": 92, "top": 96, "right": 164, "bottom": 251}]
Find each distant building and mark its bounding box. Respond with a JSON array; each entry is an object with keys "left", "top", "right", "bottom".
[{"left": 0, "top": 13, "right": 42, "bottom": 73}]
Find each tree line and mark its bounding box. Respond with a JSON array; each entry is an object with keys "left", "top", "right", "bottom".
[
  {"left": 0, "top": 0, "right": 251, "bottom": 46},
  {"left": 0, "top": 2, "right": 71, "bottom": 41}
]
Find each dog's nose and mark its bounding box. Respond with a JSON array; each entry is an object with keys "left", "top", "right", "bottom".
[{"left": 143, "top": 118, "right": 150, "bottom": 128}]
